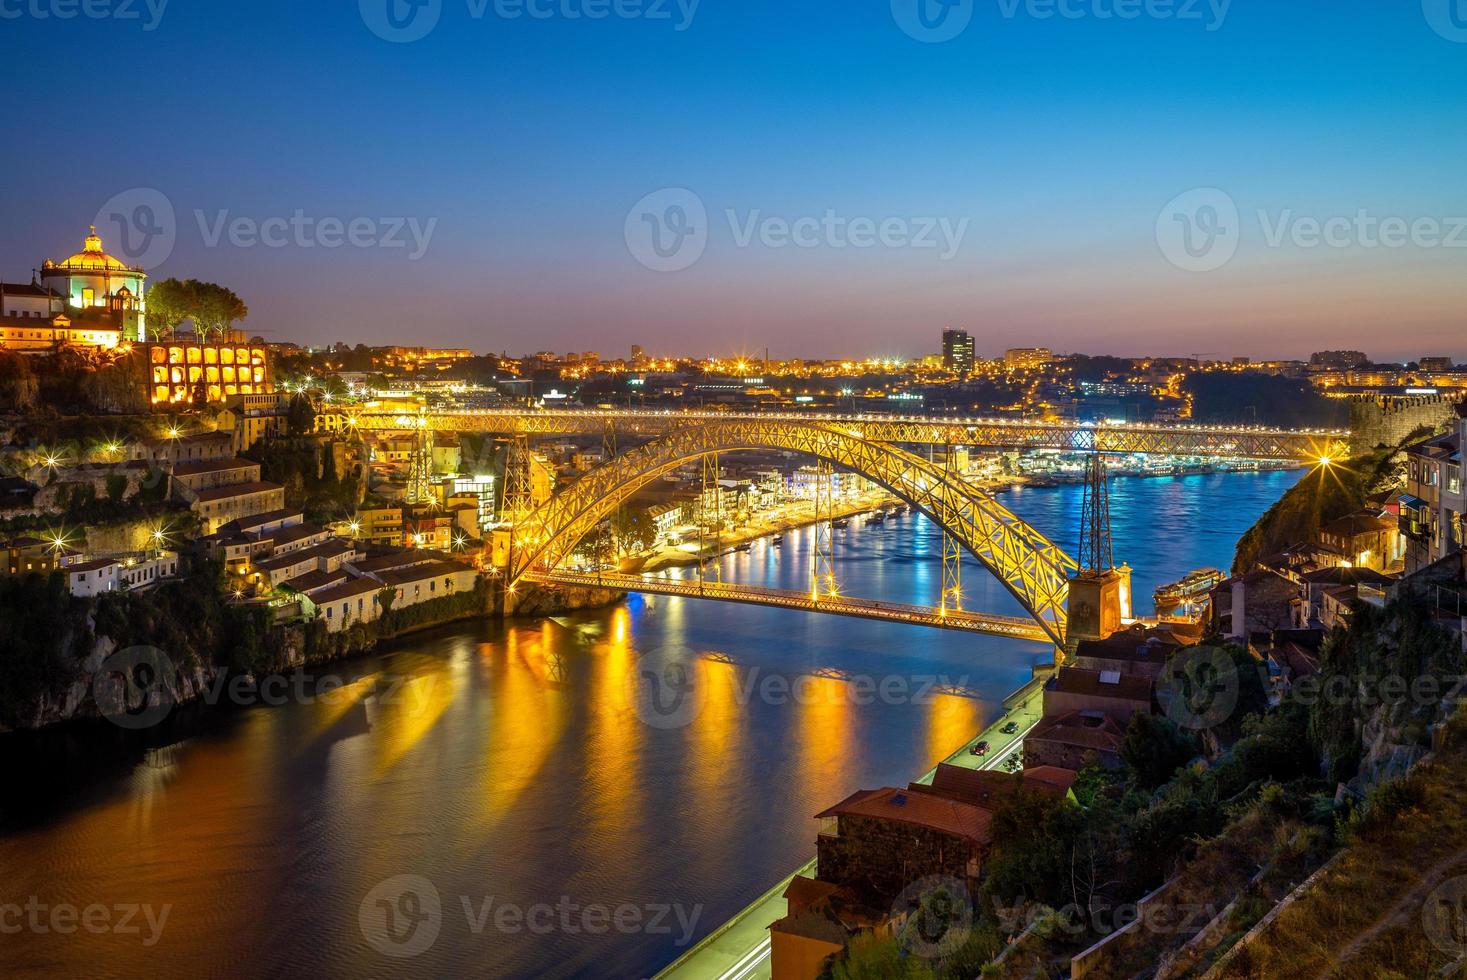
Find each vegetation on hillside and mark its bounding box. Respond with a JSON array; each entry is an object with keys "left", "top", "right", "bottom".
[
  {"left": 819, "top": 591, "right": 1464, "bottom": 978},
  {"left": 0, "top": 564, "right": 270, "bottom": 725},
  {"left": 1182, "top": 373, "right": 1347, "bottom": 429},
  {"left": 1231, "top": 447, "right": 1401, "bottom": 573}
]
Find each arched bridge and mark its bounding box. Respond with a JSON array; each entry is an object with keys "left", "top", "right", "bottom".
[{"left": 506, "top": 419, "right": 1077, "bottom": 647}]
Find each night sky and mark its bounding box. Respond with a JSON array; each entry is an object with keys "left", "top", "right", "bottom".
[{"left": 4, "top": 1, "right": 1466, "bottom": 360}]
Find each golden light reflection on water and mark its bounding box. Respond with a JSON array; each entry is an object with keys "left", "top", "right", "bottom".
[
  {"left": 468, "top": 623, "right": 570, "bottom": 834},
  {"left": 0, "top": 721, "right": 283, "bottom": 974},
  {"left": 688, "top": 657, "right": 742, "bottom": 768},
  {"left": 794, "top": 674, "right": 853, "bottom": 789},
  {"left": 307, "top": 672, "right": 380, "bottom": 739},
  {"left": 924, "top": 691, "right": 985, "bottom": 770},
  {"left": 588, "top": 606, "right": 639, "bottom": 838},
  {"left": 370, "top": 658, "right": 455, "bottom": 777}
]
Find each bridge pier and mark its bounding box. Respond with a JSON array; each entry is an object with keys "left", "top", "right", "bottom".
[{"left": 1065, "top": 565, "right": 1129, "bottom": 654}]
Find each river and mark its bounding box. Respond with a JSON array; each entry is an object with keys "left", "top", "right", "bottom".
[{"left": 0, "top": 468, "right": 1300, "bottom": 979}]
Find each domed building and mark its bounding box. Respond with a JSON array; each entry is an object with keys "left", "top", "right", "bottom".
[{"left": 39, "top": 226, "right": 148, "bottom": 340}]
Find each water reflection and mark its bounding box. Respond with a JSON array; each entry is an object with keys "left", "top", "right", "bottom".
[{"left": 0, "top": 469, "right": 1303, "bottom": 979}]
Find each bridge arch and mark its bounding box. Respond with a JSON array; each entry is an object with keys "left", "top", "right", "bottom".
[{"left": 509, "top": 420, "right": 1078, "bottom": 646}]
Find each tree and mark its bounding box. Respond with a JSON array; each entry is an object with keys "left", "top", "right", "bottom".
[
  {"left": 831, "top": 932, "right": 935, "bottom": 980},
  {"left": 187, "top": 280, "right": 248, "bottom": 341},
  {"left": 285, "top": 394, "right": 316, "bottom": 437},
  {"left": 1122, "top": 713, "right": 1201, "bottom": 790},
  {"left": 610, "top": 506, "right": 657, "bottom": 556},
  {"left": 144, "top": 278, "right": 193, "bottom": 340},
  {"left": 576, "top": 524, "right": 615, "bottom": 567},
  {"left": 319, "top": 375, "right": 348, "bottom": 403},
  {"left": 0, "top": 350, "right": 39, "bottom": 411}
]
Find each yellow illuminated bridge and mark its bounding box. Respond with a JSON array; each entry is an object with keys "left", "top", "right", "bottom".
[{"left": 332, "top": 407, "right": 1348, "bottom": 647}]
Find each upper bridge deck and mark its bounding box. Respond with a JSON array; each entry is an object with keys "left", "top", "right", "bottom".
[{"left": 330, "top": 406, "right": 1348, "bottom": 461}]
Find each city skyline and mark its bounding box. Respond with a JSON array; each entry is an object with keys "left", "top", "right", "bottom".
[{"left": 4, "top": 2, "right": 1466, "bottom": 360}]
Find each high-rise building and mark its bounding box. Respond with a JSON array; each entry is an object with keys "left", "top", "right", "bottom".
[
  {"left": 1309, "top": 350, "right": 1369, "bottom": 370},
  {"left": 942, "top": 329, "right": 974, "bottom": 374},
  {"left": 1005, "top": 347, "right": 1053, "bottom": 371},
  {"left": 1420, "top": 356, "right": 1454, "bottom": 373}
]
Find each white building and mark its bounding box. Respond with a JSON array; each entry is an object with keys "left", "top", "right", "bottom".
[
  {"left": 118, "top": 550, "right": 179, "bottom": 591},
  {"left": 65, "top": 558, "right": 118, "bottom": 597}
]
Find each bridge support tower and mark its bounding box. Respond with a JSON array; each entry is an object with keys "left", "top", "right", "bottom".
[
  {"left": 810, "top": 460, "right": 837, "bottom": 603},
  {"left": 939, "top": 444, "right": 962, "bottom": 617},
  {"left": 1066, "top": 453, "right": 1128, "bottom": 654}
]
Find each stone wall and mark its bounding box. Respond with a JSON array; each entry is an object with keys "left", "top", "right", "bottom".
[
  {"left": 1348, "top": 393, "right": 1462, "bottom": 454},
  {"left": 816, "top": 814, "right": 977, "bottom": 908}
]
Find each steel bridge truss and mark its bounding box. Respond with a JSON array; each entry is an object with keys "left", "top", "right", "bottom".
[
  {"left": 508, "top": 420, "right": 1078, "bottom": 647},
  {"left": 341, "top": 408, "right": 1349, "bottom": 461}
]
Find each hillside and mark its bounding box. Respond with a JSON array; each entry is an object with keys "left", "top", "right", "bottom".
[{"left": 1230, "top": 446, "right": 1402, "bottom": 574}]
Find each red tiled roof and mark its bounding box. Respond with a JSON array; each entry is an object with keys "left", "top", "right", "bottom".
[
  {"left": 1049, "top": 666, "right": 1153, "bottom": 702},
  {"left": 192, "top": 480, "right": 285, "bottom": 503},
  {"left": 1028, "top": 711, "right": 1127, "bottom": 752},
  {"left": 815, "top": 786, "right": 993, "bottom": 842},
  {"left": 311, "top": 577, "right": 384, "bottom": 604},
  {"left": 171, "top": 457, "right": 259, "bottom": 477},
  {"left": 65, "top": 558, "right": 117, "bottom": 574}
]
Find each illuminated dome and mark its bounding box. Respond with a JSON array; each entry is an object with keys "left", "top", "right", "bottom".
[{"left": 47, "top": 226, "right": 138, "bottom": 272}]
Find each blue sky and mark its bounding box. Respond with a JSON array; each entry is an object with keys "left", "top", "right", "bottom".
[{"left": 3, "top": 0, "right": 1466, "bottom": 360}]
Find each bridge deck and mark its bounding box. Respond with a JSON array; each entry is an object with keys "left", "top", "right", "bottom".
[
  {"left": 335, "top": 407, "right": 1347, "bottom": 460},
  {"left": 523, "top": 569, "right": 1053, "bottom": 642}
]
